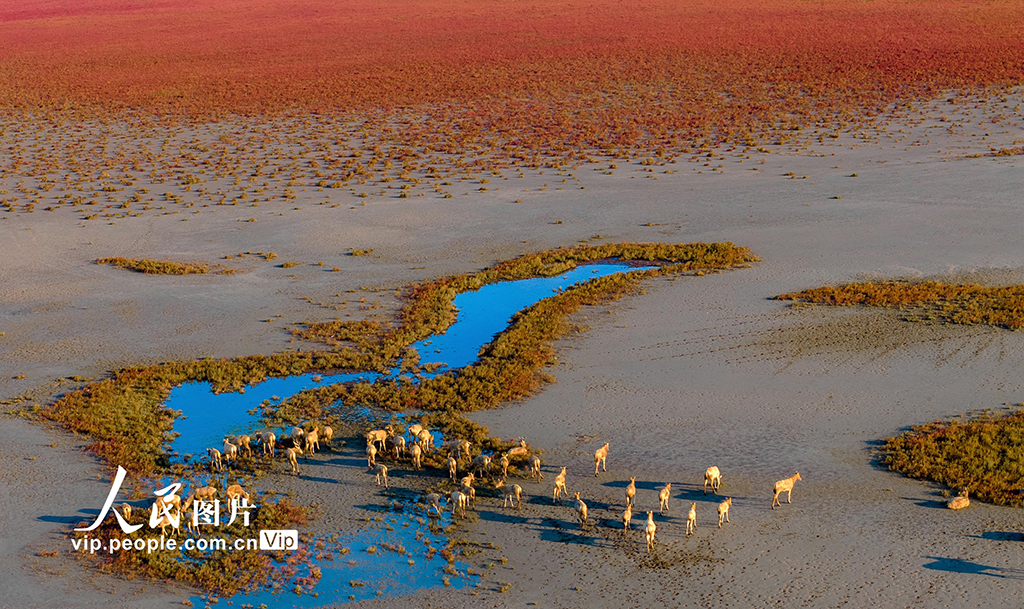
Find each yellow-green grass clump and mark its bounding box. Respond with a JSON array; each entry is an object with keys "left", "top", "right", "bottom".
[
  {"left": 775, "top": 281, "right": 1024, "bottom": 330},
  {"left": 71, "top": 498, "right": 309, "bottom": 596},
  {"left": 45, "top": 349, "right": 383, "bottom": 474},
  {"left": 308, "top": 241, "right": 758, "bottom": 354},
  {"left": 47, "top": 242, "right": 756, "bottom": 475},
  {"left": 884, "top": 410, "right": 1024, "bottom": 506},
  {"left": 290, "top": 320, "right": 384, "bottom": 350},
  {"left": 276, "top": 242, "right": 757, "bottom": 421},
  {"left": 97, "top": 257, "right": 211, "bottom": 275}
]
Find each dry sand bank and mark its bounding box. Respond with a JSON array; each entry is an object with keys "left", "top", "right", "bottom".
[{"left": 1, "top": 92, "right": 1023, "bottom": 607}]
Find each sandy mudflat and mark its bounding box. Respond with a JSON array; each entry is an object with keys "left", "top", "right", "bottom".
[{"left": 2, "top": 92, "right": 1024, "bottom": 607}]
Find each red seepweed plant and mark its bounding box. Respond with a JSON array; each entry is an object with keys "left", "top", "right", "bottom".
[{"left": 1, "top": 0, "right": 1022, "bottom": 163}]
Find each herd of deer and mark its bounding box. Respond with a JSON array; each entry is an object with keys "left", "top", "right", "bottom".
[
  {"left": 205, "top": 424, "right": 334, "bottom": 476},
  {"left": 358, "top": 431, "right": 805, "bottom": 554},
  {"left": 201, "top": 424, "right": 806, "bottom": 554}
]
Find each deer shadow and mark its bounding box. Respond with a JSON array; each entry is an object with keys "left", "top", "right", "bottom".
[
  {"left": 902, "top": 496, "right": 949, "bottom": 510},
  {"left": 922, "top": 556, "right": 1024, "bottom": 579},
  {"left": 970, "top": 531, "right": 1024, "bottom": 543},
  {"left": 537, "top": 519, "right": 613, "bottom": 548}
]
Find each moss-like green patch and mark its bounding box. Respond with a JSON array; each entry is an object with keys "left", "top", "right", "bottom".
[
  {"left": 47, "top": 242, "right": 756, "bottom": 475},
  {"left": 883, "top": 410, "right": 1024, "bottom": 506},
  {"left": 291, "top": 320, "right": 384, "bottom": 350},
  {"left": 71, "top": 498, "right": 310, "bottom": 596},
  {"left": 775, "top": 280, "right": 1024, "bottom": 330},
  {"left": 97, "top": 257, "right": 214, "bottom": 275},
  {"left": 45, "top": 350, "right": 383, "bottom": 474}
]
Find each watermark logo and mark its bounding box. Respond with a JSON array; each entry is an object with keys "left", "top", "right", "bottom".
[
  {"left": 72, "top": 465, "right": 296, "bottom": 553},
  {"left": 75, "top": 465, "right": 142, "bottom": 534},
  {"left": 75, "top": 466, "right": 258, "bottom": 533},
  {"left": 259, "top": 529, "right": 299, "bottom": 551},
  {"left": 148, "top": 482, "right": 182, "bottom": 531}
]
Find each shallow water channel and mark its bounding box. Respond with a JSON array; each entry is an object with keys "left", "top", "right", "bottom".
[
  {"left": 166, "top": 261, "right": 651, "bottom": 605},
  {"left": 167, "top": 261, "right": 650, "bottom": 457},
  {"left": 196, "top": 513, "right": 471, "bottom": 609}
]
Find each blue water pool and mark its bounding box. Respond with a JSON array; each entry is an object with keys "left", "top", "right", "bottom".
[
  {"left": 193, "top": 513, "right": 470, "bottom": 608},
  {"left": 410, "top": 262, "right": 652, "bottom": 374},
  {"left": 168, "top": 371, "right": 380, "bottom": 458}
]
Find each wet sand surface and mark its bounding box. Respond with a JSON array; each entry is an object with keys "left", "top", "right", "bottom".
[{"left": 2, "top": 93, "right": 1024, "bottom": 607}]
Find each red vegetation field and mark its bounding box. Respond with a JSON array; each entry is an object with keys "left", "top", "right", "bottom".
[{"left": 2, "top": 0, "right": 1024, "bottom": 161}]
